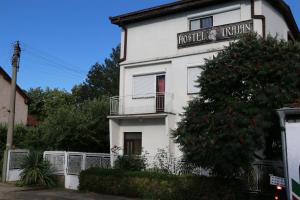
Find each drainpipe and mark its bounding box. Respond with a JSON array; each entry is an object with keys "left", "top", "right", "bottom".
[{"left": 251, "top": 0, "right": 266, "bottom": 38}]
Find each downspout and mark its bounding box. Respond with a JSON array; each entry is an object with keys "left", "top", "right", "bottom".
[
  {"left": 118, "top": 25, "right": 127, "bottom": 118},
  {"left": 251, "top": 0, "right": 266, "bottom": 38},
  {"left": 119, "top": 25, "right": 127, "bottom": 63}
]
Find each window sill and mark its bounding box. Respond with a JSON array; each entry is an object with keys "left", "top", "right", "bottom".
[{"left": 132, "top": 96, "right": 155, "bottom": 100}]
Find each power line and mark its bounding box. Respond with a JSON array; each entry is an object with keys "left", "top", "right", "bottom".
[
  {"left": 23, "top": 50, "right": 84, "bottom": 79},
  {"left": 22, "top": 48, "right": 86, "bottom": 76},
  {"left": 21, "top": 42, "right": 87, "bottom": 74},
  {"left": 22, "top": 64, "right": 82, "bottom": 80},
  {"left": 22, "top": 42, "right": 74, "bottom": 64},
  {"left": 3, "top": 42, "right": 93, "bottom": 88}
]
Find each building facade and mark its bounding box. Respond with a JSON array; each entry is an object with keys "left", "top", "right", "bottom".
[
  {"left": 0, "top": 67, "right": 28, "bottom": 125},
  {"left": 108, "top": 0, "right": 299, "bottom": 158}
]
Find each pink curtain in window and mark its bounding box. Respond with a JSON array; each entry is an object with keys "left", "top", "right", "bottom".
[{"left": 157, "top": 76, "right": 165, "bottom": 93}]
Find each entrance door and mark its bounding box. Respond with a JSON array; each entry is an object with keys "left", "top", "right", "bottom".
[
  {"left": 156, "top": 75, "right": 165, "bottom": 113},
  {"left": 124, "top": 132, "right": 142, "bottom": 155}
]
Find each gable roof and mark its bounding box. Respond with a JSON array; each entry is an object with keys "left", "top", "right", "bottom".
[
  {"left": 110, "top": 0, "right": 299, "bottom": 40},
  {"left": 0, "top": 66, "right": 28, "bottom": 103}
]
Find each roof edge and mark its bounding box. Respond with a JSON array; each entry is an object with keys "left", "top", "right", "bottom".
[
  {"left": 109, "top": 0, "right": 299, "bottom": 39},
  {"left": 109, "top": 0, "right": 226, "bottom": 26}
]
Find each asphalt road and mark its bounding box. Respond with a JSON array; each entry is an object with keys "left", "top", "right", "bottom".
[{"left": 0, "top": 184, "right": 136, "bottom": 200}]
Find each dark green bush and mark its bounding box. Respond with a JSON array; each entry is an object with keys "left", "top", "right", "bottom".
[
  {"left": 114, "top": 155, "right": 147, "bottom": 171},
  {"left": 174, "top": 34, "right": 300, "bottom": 177},
  {"left": 79, "top": 168, "right": 248, "bottom": 200}
]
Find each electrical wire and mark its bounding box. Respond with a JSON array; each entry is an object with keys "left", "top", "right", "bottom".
[
  {"left": 2, "top": 42, "right": 90, "bottom": 87},
  {"left": 22, "top": 48, "right": 85, "bottom": 76},
  {"left": 23, "top": 50, "right": 84, "bottom": 79},
  {"left": 20, "top": 42, "right": 87, "bottom": 75}
]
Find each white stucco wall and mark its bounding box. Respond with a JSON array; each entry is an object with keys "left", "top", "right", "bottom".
[
  {"left": 261, "top": 0, "right": 289, "bottom": 40},
  {"left": 119, "top": 51, "right": 217, "bottom": 117},
  {"left": 122, "top": 0, "right": 251, "bottom": 64},
  {"left": 120, "top": 62, "right": 171, "bottom": 114},
  {"left": 0, "top": 74, "right": 28, "bottom": 125},
  {"left": 111, "top": 0, "right": 295, "bottom": 158},
  {"left": 109, "top": 119, "right": 120, "bottom": 156},
  {"left": 110, "top": 118, "right": 167, "bottom": 156}
]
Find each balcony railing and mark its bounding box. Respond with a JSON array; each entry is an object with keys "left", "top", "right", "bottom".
[{"left": 110, "top": 92, "right": 173, "bottom": 115}]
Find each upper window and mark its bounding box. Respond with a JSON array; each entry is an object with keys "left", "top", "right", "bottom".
[
  {"left": 187, "top": 67, "right": 202, "bottom": 94},
  {"left": 133, "top": 73, "right": 165, "bottom": 98},
  {"left": 133, "top": 74, "right": 156, "bottom": 98},
  {"left": 190, "top": 16, "right": 213, "bottom": 31}
]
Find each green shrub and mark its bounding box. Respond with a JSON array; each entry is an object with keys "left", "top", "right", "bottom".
[
  {"left": 114, "top": 155, "right": 147, "bottom": 171},
  {"left": 19, "top": 151, "right": 56, "bottom": 187},
  {"left": 79, "top": 168, "right": 248, "bottom": 200},
  {"left": 173, "top": 34, "right": 300, "bottom": 177}
]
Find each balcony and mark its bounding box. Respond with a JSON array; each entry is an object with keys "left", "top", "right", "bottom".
[{"left": 110, "top": 92, "right": 173, "bottom": 116}]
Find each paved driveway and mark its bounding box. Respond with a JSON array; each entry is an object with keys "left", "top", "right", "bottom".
[{"left": 0, "top": 184, "right": 137, "bottom": 200}]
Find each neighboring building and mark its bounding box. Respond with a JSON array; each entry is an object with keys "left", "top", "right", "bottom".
[
  {"left": 108, "top": 0, "right": 299, "bottom": 158},
  {"left": 27, "top": 114, "right": 39, "bottom": 127},
  {"left": 0, "top": 66, "right": 28, "bottom": 125}
]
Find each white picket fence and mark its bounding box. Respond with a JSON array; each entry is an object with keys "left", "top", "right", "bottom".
[
  {"left": 5, "top": 149, "right": 29, "bottom": 182},
  {"left": 4, "top": 150, "right": 283, "bottom": 193},
  {"left": 43, "top": 151, "right": 111, "bottom": 190}
]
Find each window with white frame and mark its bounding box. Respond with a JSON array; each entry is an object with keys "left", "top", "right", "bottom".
[
  {"left": 133, "top": 74, "right": 156, "bottom": 98},
  {"left": 187, "top": 67, "right": 202, "bottom": 94},
  {"left": 190, "top": 16, "right": 213, "bottom": 31}
]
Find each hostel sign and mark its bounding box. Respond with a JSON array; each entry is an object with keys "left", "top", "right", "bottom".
[{"left": 177, "top": 20, "right": 253, "bottom": 48}]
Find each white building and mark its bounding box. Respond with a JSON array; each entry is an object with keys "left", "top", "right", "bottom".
[{"left": 108, "top": 0, "right": 299, "bottom": 158}]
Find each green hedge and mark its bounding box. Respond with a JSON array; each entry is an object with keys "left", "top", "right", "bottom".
[{"left": 79, "top": 168, "right": 248, "bottom": 200}]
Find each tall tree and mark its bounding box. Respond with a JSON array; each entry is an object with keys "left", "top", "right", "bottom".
[
  {"left": 40, "top": 98, "right": 109, "bottom": 152},
  {"left": 173, "top": 34, "right": 300, "bottom": 177},
  {"left": 26, "top": 87, "right": 74, "bottom": 121},
  {"left": 24, "top": 46, "right": 120, "bottom": 152},
  {"left": 72, "top": 46, "right": 120, "bottom": 102}
]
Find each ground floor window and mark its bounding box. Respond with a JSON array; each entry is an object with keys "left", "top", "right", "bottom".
[{"left": 124, "top": 132, "right": 142, "bottom": 155}]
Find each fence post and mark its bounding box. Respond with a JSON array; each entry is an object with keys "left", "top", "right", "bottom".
[
  {"left": 5, "top": 150, "right": 10, "bottom": 181},
  {"left": 64, "top": 151, "right": 67, "bottom": 189},
  {"left": 82, "top": 153, "right": 86, "bottom": 171},
  {"left": 110, "top": 154, "right": 114, "bottom": 168}
]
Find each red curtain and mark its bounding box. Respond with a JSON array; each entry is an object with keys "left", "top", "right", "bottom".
[{"left": 157, "top": 76, "right": 165, "bottom": 93}]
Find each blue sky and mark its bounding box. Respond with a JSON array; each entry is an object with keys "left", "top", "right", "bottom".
[{"left": 0, "top": 0, "right": 299, "bottom": 91}]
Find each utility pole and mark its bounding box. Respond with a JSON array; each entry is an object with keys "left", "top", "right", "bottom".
[{"left": 2, "top": 41, "right": 21, "bottom": 182}]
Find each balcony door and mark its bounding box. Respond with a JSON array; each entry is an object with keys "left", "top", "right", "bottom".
[{"left": 156, "top": 75, "right": 165, "bottom": 113}]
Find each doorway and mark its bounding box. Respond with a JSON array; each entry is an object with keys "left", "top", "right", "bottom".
[{"left": 124, "top": 132, "right": 142, "bottom": 155}]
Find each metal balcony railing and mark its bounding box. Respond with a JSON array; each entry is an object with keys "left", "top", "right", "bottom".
[{"left": 110, "top": 92, "right": 173, "bottom": 115}]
